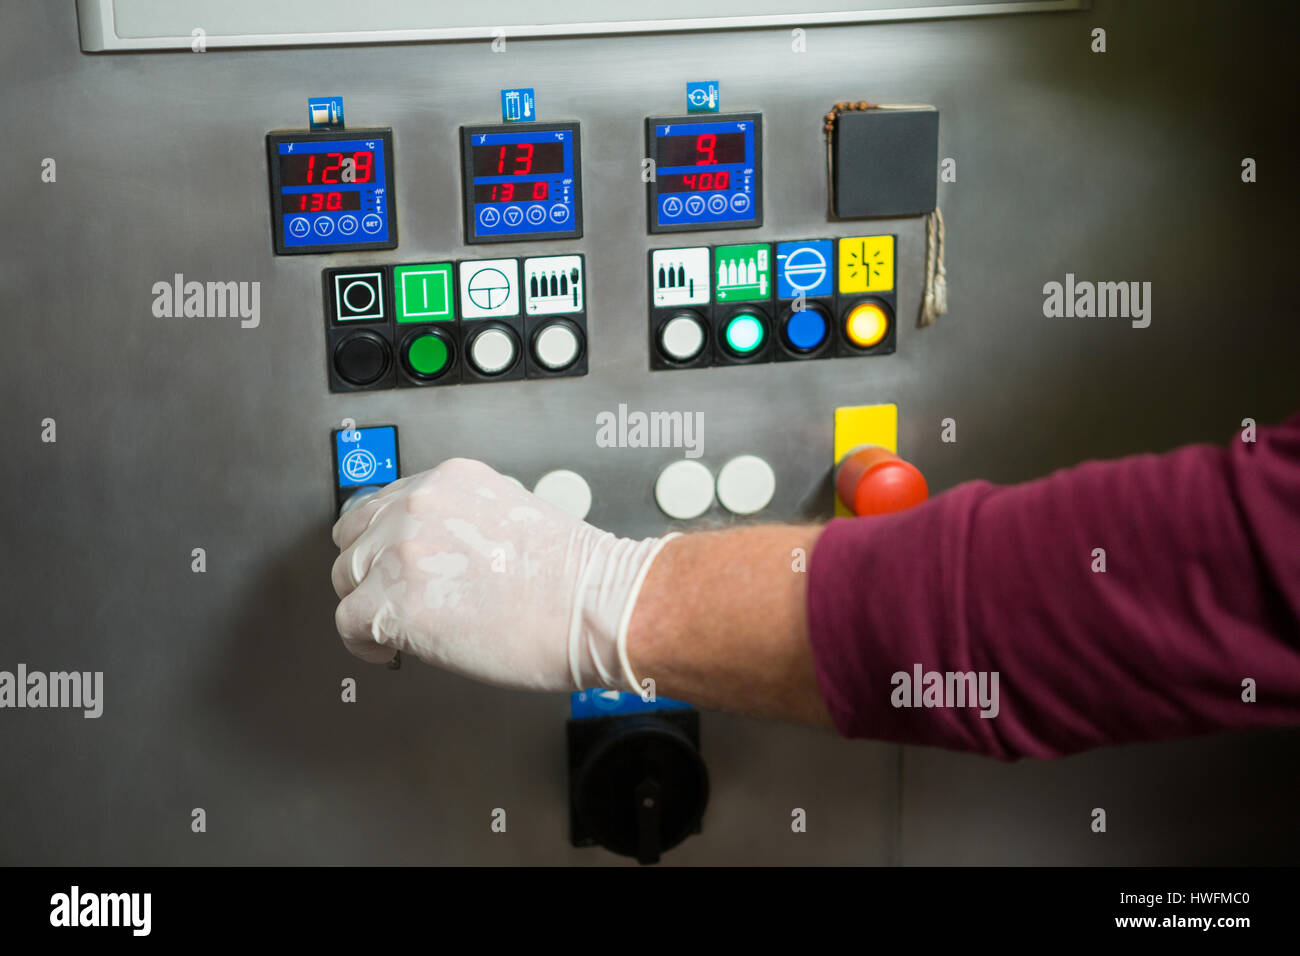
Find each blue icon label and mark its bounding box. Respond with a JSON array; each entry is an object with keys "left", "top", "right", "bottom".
[
  {"left": 335, "top": 426, "right": 398, "bottom": 488},
  {"left": 776, "top": 239, "right": 833, "bottom": 299},
  {"left": 500, "top": 88, "right": 536, "bottom": 122},
  {"left": 686, "top": 81, "right": 720, "bottom": 113},
  {"left": 307, "top": 96, "right": 345, "bottom": 129}
]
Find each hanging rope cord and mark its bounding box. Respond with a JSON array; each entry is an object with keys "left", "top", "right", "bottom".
[{"left": 824, "top": 101, "right": 947, "bottom": 327}]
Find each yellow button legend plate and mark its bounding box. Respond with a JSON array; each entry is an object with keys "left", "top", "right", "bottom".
[{"left": 837, "top": 235, "right": 894, "bottom": 293}]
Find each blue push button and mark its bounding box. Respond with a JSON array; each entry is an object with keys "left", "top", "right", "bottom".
[
  {"left": 335, "top": 426, "right": 398, "bottom": 488},
  {"left": 785, "top": 306, "right": 829, "bottom": 352},
  {"left": 776, "top": 239, "right": 834, "bottom": 299}
]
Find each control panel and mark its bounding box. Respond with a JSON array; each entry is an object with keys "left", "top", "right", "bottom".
[
  {"left": 646, "top": 112, "right": 762, "bottom": 233},
  {"left": 461, "top": 122, "right": 583, "bottom": 243},
  {"left": 285, "top": 91, "right": 926, "bottom": 866},
  {"left": 267, "top": 128, "right": 397, "bottom": 254},
  {"left": 323, "top": 255, "right": 588, "bottom": 391},
  {"left": 648, "top": 235, "right": 896, "bottom": 369}
]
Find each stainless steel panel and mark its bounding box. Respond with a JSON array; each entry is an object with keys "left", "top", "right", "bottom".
[{"left": 2, "top": 0, "right": 1297, "bottom": 864}]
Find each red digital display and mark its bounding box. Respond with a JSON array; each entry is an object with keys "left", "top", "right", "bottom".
[
  {"left": 657, "top": 132, "right": 747, "bottom": 168},
  {"left": 471, "top": 142, "right": 565, "bottom": 177},
  {"left": 657, "top": 171, "right": 733, "bottom": 193},
  {"left": 279, "top": 151, "right": 375, "bottom": 186},
  {"left": 289, "top": 192, "right": 362, "bottom": 212},
  {"left": 474, "top": 182, "right": 549, "bottom": 203}
]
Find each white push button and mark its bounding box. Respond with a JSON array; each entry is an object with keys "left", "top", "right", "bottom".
[
  {"left": 716, "top": 455, "right": 776, "bottom": 515},
  {"left": 654, "top": 460, "right": 715, "bottom": 520},
  {"left": 469, "top": 327, "right": 517, "bottom": 375},
  {"left": 533, "top": 469, "right": 592, "bottom": 519},
  {"left": 659, "top": 313, "right": 706, "bottom": 362},
  {"left": 533, "top": 323, "right": 581, "bottom": 370}
]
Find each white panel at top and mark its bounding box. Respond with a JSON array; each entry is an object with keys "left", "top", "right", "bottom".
[{"left": 77, "top": 0, "right": 1087, "bottom": 51}]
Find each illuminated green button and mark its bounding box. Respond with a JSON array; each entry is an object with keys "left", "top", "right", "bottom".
[
  {"left": 406, "top": 332, "right": 450, "bottom": 377},
  {"left": 724, "top": 312, "right": 766, "bottom": 354}
]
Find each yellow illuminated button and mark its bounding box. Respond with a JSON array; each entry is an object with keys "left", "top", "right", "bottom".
[
  {"left": 845, "top": 301, "right": 889, "bottom": 347},
  {"left": 837, "top": 235, "right": 894, "bottom": 293}
]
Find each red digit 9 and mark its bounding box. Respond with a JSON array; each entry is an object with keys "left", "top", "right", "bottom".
[{"left": 695, "top": 134, "right": 716, "bottom": 165}]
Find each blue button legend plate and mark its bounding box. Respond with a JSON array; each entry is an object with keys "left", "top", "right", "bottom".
[
  {"left": 776, "top": 239, "right": 834, "bottom": 299},
  {"left": 335, "top": 426, "right": 398, "bottom": 488}
]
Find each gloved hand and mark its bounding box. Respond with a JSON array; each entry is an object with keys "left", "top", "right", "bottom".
[{"left": 331, "top": 458, "right": 675, "bottom": 693}]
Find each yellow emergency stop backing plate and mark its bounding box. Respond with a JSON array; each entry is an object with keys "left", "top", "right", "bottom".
[{"left": 833, "top": 403, "right": 898, "bottom": 516}]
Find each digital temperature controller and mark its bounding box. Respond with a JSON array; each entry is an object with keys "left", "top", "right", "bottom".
[
  {"left": 646, "top": 112, "right": 762, "bottom": 234},
  {"left": 267, "top": 128, "right": 397, "bottom": 255},
  {"left": 460, "top": 122, "right": 583, "bottom": 244}
]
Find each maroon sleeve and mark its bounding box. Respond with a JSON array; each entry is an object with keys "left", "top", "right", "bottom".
[{"left": 806, "top": 414, "right": 1300, "bottom": 760}]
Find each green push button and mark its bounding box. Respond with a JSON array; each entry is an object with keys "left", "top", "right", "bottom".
[
  {"left": 724, "top": 312, "right": 766, "bottom": 354},
  {"left": 394, "top": 263, "right": 455, "bottom": 323},
  {"left": 405, "top": 332, "right": 450, "bottom": 377}
]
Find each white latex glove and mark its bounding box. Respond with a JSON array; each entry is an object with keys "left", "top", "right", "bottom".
[{"left": 331, "top": 458, "right": 674, "bottom": 693}]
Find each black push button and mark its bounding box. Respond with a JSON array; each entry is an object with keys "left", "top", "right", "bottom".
[{"left": 333, "top": 331, "right": 391, "bottom": 386}]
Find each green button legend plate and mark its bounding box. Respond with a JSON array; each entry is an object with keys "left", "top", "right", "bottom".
[
  {"left": 714, "top": 244, "right": 771, "bottom": 302},
  {"left": 394, "top": 263, "right": 455, "bottom": 323}
]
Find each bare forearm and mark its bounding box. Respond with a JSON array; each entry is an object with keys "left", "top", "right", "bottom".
[{"left": 626, "top": 525, "right": 834, "bottom": 727}]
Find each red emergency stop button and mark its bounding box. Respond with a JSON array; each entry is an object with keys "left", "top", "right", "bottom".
[{"left": 836, "top": 445, "right": 929, "bottom": 517}]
